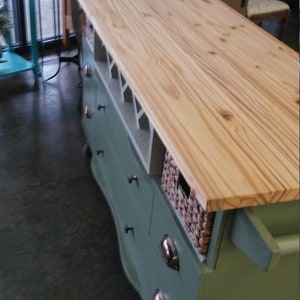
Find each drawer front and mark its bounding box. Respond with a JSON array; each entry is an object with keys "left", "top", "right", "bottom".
[
  {"left": 95, "top": 140, "right": 149, "bottom": 284},
  {"left": 94, "top": 85, "right": 155, "bottom": 231},
  {"left": 145, "top": 187, "right": 202, "bottom": 300},
  {"left": 82, "top": 70, "right": 111, "bottom": 152},
  {"left": 113, "top": 138, "right": 155, "bottom": 232},
  {"left": 81, "top": 43, "right": 99, "bottom": 147},
  {"left": 82, "top": 75, "right": 100, "bottom": 152},
  {"left": 82, "top": 39, "right": 96, "bottom": 103}
]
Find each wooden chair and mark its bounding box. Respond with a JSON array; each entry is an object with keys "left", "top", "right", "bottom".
[
  {"left": 62, "top": 0, "right": 73, "bottom": 48},
  {"left": 222, "top": 0, "right": 249, "bottom": 16},
  {"left": 247, "top": 0, "right": 291, "bottom": 40}
]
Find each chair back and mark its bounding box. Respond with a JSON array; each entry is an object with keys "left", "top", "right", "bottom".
[{"left": 222, "top": 0, "right": 249, "bottom": 15}]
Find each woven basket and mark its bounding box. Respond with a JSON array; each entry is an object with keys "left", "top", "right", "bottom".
[{"left": 161, "top": 150, "right": 215, "bottom": 255}]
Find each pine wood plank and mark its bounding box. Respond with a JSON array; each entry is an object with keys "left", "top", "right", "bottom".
[{"left": 78, "top": 0, "right": 299, "bottom": 212}]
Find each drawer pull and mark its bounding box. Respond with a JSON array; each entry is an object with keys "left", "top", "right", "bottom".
[
  {"left": 83, "top": 105, "right": 92, "bottom": 118},
  {"left": 128, "top": 174, "right": 138, "bottom": 184},
  {"left": 124, "top": 224, "right": 134, "bottom": 234},
  {"left": 83, "top": 64, "right": 92, "bottom": 77},
  {"left": 96, "top": 149, "right": 104, "bottom": 155},
  {"left": 97, "top": 104, "right": 106, "bottom": 110},
  {"left": 160, "top": 234, "right": 180, "bottom": 270},
  {"left": 152, "top": 289, "right": 166, "bottom": 300}
]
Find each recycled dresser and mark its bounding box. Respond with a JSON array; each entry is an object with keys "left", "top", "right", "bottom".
[{"left": 77, "top": 0, "right": 299, "bottom": 299}]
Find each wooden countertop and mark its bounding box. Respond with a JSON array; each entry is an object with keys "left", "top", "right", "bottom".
[{"left": 78, "top": 0, "right": 299, "bottom": 212}]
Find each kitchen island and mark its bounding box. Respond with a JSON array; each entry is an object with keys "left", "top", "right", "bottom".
[{"left": 77, "top": 0, "right": 299, "bottom": 299}]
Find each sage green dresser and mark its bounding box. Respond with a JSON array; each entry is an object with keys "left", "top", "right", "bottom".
[{"left": 78, "top": 1, "right": 299, "bottom": 299}]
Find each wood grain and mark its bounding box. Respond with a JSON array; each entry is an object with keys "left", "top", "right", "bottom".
[{"left": 78, "top": 0, "right": 299, "bottom": 212}]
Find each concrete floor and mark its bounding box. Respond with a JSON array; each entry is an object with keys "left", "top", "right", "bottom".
[{"left": 0, "top": 54, "right": 140, "bottom": 300}]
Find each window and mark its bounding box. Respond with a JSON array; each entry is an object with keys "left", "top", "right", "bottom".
[{"left": 1, "top": 0, "right": 62, "bottom": 50}]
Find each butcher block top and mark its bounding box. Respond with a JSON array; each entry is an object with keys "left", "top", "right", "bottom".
[{"left": 78, "top": 0, "right": 299, "bottom": 212}]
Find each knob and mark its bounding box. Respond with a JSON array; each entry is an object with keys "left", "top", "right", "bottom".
[
  {"left": 96, "top": 149, "right": 104, "bottom": 155},
  {"left": 97, "top": 104, "right": 106, "bottom": 110},
  {"left": 160, "top": 234, "right": 180, "bottom": 270},
  {"left": 128, "top": 175, "right": 138, "bottom": 184},
  {"left": 152, "top": 289, "right": 166, "bottom": 300},
  {"left": 83, "top": 64, "right": 92, "bottom": 77},
  {"left": 83, "top": 105, "right": 92, "bottom": 118},
  {"left": 124, "top": 225, "right": 134, "bottom": 234}
]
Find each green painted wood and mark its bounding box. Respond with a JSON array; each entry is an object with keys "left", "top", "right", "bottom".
[
  {"left": 231, "top": 208, "right": 281, "bottom": 271},
  {"left": 231, "top": 201, "right": 300, "bottom": 272},
  {"left": 275, "top": 233, "right": 299, "bottom": 256},
  {"left": 90, "top": 145, "right": 146, "bottom": 297},
  {"left": 200, "top": 208, "right": 299, "bottom": 300},
  {"left": 91, "top": 127, "right": 150, "bottom": 297},
  {"left": 251, "top": 201, "right": 299, "bottom": 236}
]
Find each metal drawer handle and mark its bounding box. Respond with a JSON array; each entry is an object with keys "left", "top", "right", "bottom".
[
  {"left": 152, "top": 289, "right": 166, "bottom": 300},
  {"left": 83, "top": 64, "right": 92, "bottom": 77},
  {"left": 160, "top": 234, "right": 180, "bottom": 270},
  {"left": 96, "top": 149, "right": 104, "bottom": 155},
  {"left": 83, "top": 105, "right": 92, "bottom": 118},
  {"left": 124, "top": 224, "right": 134, "bottom": 234},
  {"left": 128, "top": 174, "right": 138, "bottom": 184},
  {"left": 97, "top": 104, "right": 106, "bottom": 110}
]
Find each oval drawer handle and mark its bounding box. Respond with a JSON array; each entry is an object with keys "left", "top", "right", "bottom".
[
  {"left": 128, "top": 174, "right": 138, "bottom": 184},
  {"left": 124, "top": 224, "right": 134, "bottom": 234},
  {"left": 83, "top": 105, "right": 92, "bottom": 118},
  {"left": 83, "top": 64, "right": 92, "bottom": 77},
  {"left": 97, "top": 104, "right": 106, "bottom": 110},
  {"left": 152, "top": 289, "right": 166, "bottom": 300},
  {"left": 160, "top": 234, "right": 180, "bottom": 270}
]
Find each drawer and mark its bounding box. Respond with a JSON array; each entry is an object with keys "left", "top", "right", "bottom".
[
  {"left": 93, "top": 87, "right": 155, "bottom": 231},
  {"left": 81, "top": 78, "right": 103, "bottom": 154},
  {"left": 94, "top": 142, "right": 149, "bottom": 283},
  {"left": 145, "top": 186, "right": 202, "bottom": 300},
  {"left": 231, "top": 201, "right": 299, "bottom": 272},
  {"left": 112, "top": 137, "right": 155, "bottom": 232},
  {"left": 83, "top": 71, "right": 155, "bottom": 231},
  {"left": 82, "top": 64, "right": 102, "bottom": 111},
  {"left": 82, "top": 72, "right": 111, "bottom": 151}
]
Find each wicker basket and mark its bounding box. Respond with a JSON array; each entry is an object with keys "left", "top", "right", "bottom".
[{"left": 161, "top": 150, "right": 215, "bottom": 255}]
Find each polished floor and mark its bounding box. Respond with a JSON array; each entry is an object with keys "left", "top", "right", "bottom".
[
  {"left": 0, "top": 11, "right": 298, "bottom": 299},
  {"left": 0, "top": 55, "right": 140, "bottom": 299}
]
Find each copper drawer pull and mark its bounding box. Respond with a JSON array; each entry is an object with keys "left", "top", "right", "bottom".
[
  {"left": 83, "top": 64, "right": 92, "bottom": 77},
  {"left": 83, "top": 105, "right": 92, "bottom": 118}
]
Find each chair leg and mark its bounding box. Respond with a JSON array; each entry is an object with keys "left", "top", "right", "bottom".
[{"left": 279, "top": 10, "right": 291, "bottom": 40}]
